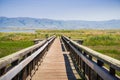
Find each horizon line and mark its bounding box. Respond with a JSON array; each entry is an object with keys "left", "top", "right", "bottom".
[{"left": 0, "top": 16, "right": 120, "bottom": 21}]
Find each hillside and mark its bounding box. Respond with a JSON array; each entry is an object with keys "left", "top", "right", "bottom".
[{"left": 0, "top": 17, "right": 120, "bottom": 29}]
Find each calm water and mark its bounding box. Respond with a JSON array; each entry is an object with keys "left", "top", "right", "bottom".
[{"left": 0, "top": 29, "right": 35, "bottom": 33}]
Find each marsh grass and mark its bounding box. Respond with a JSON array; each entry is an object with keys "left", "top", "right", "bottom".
[
  {"left": 83, "top": 34, "right": 120, "bottom": 60},
  {"left": 0, "top": 30, "right": 120, "bottom": 60},
  {"left": 0, "top": 32, "right": 54, "bottom": 58},
  {"left": 0, "top": 40, "right": 33, "bottom": 58}
]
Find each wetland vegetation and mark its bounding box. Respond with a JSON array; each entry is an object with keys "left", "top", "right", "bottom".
[{"left": 0, "top": 29, "right": 120, "bottom": 60}]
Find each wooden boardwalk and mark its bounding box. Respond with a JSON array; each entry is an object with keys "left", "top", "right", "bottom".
[
  {"left": 1, "top": 36, "right": 120, "bottom": 80},
  {"left": 31, "top": 38, "right": 81, "bottom": 80}
]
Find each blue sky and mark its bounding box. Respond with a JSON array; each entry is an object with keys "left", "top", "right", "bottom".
[{"left": 0, "top": 0, "right": 120, "bottom": 21}]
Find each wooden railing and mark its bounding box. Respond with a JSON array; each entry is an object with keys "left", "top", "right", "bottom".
[
  {"left": 0, "top": 36, "right": 55, "bottom": 80},
  {"left": 62, "top": 36, "right": 120, "bottom": 80}
]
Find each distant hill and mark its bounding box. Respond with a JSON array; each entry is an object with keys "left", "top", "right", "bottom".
[{"left": 0, "top": 17, "right": 120, "bottom": 29}]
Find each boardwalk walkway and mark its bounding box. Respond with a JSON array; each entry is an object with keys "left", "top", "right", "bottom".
[{"left": 32, "top": 38, "right": 81, "bottom": 80}]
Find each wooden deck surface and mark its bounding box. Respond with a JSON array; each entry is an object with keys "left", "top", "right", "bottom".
[{"left": 31, "top": 38, "right": 81, "bottom": 80}]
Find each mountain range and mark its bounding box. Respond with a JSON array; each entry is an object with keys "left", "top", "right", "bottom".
[{"left": 0, "top": 17, "right": 120, "bottom": 29}]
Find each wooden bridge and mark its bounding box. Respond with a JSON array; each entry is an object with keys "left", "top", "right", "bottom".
[{"left": 0, "top": 36, "right": 120, "bottom": 80}]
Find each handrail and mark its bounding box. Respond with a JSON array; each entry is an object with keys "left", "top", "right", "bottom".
[
  {"left": 0, "top": 35, "right": 55, "bottom": 79},
  {"left": 62, "top": 36, "right": 120, "bottom": 80},
  {"left": 64, "top": 36, "right": 120, "bottom": 71},
  {"left": 0, "top": 40, "right": 45, "bottom": 69},
  {"left": 0, "top": 41, "right": 48, "bottom": 80},
  {"left": 0, "top": 35, "right": 55, "bottom": 69}
]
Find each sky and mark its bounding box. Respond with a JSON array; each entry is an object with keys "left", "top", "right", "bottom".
[{"left": 0, "top": 0, "right": 120, "bottom": 21}]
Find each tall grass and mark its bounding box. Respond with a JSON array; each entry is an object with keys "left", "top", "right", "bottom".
[
  {"left": 82, "top": 34, "right": 120, "bottom": 60},
  {"left": 0, "top": 41, "right": 33, "bottom": 58},
  {"left": 0, "top": 30, "right": 120, "bottom": 60}
]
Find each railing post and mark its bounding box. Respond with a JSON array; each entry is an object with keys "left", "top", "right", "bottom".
[
  {"left": 29, "top": 62, "right": 32, "bottom": 77},
  {"left": 11, "top": 60, "right": 19, "bottom": 67},
  {"left": 88, "top": 67, "right": 91, "bottom": 80},
  {"left": 83, "top": 51, "right": 87, "bottom": 56},
  {"left": 19, "top": 67, "right": 27, "bottom": 80},
  {"left": 82, "top": 61, "right": 85, "bottom": 76},
  {"left": 89, "top": 55, "right": 92, "bottom": 60},
  {"left": 33, "top": 59, "right": 36, "bottom": 72},
  {"left": 11, "top": 60, "right": 19, "bottom": 80},
  {"left": 83, "top": 51, "right": 87, "bottom": 76},
  {"left": 109, "top": 67, "right": 115, "bottom": 76},
  {"left": 0, "top": 67, "right": 6, "bottom": 76},
  {"left": 97, "top": 60, "right": 104, "bottom": 67},
  {"left": 97, "top": 60, "right": 104, "bottom": 80},
  {"left": 77, "top": 55, "right": 79, "bottom": 65},
  {"left": 79, "top": 57, "right": 82, "bottom": 70}
]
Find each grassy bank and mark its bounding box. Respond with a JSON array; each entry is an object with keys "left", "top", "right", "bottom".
[
  {"left": 0, "top": 41, "right": 33, "bottom": 58},
  {"left": 0, "top": 32, "right": 51, "bottom": 58}
]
